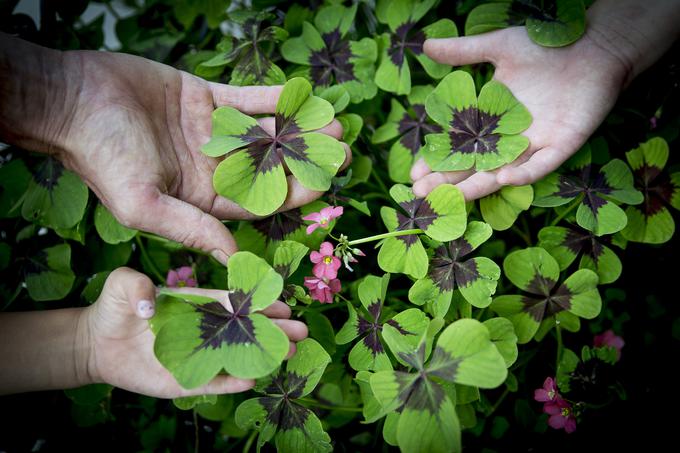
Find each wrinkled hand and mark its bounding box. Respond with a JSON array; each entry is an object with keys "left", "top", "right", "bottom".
[
  {"left": 81, "top": 267, "right": 308, "bottom": 398},
  {"left": 60, "top": 52, "right": 350, "bottom": 264},
  {"left": 410, "top": 23, "right": 630, "bottom": 200}
]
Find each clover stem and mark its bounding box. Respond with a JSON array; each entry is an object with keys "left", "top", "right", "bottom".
[
  {"left": 555, "top": 324, "right": 564, "bottom": 371},
  {"left": 193, "top": 409, "right": 200, "bottom": 453},
  {"left": 297, "top": 397, "right": 363, "bottom": 412},
  {"left": 347, "top": 229, "right": 424, "bottom": 246},
  {"left": 242, "top": 429, "right": 257, "bottom": 453},
  {"left": 370, "top": 169, "right": 390, "bottom": 198},
  {"left": 486, "top": 388, "right": 510, "bottom": 416},
  {"left": 135, "top": 235, "right": 165, "bottom": 283},
  {"left": 550, "top": 194, "right": 584, "bottom": 226}
]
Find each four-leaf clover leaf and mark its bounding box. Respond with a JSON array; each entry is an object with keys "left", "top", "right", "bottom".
[
  {"left": 202, "top": 77, "right": 345, "bottom": 216},
  {"left": 423, "top": 70, "right": 532, "bottom": 172}
]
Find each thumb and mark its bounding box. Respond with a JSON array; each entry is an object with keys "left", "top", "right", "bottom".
[
  {"left": 102, "top": 267, "right": 156, "bottom": 320},
  {"left": 423, "top": 32, "right": 504, "bottom": 66},
  {"left": 126, "top": 191, "right": 238, "bottom": 266}
]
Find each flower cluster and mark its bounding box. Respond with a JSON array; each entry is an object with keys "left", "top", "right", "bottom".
[
  {"left": 166, "top": 266, "right": 197, "bottom": 288},
  {"left": 593, "top": 329, "right": 625, "bottom": 362},
  {"left": 534, "top": 377, "right": 577, "bottom": 433},
  {"left": 302, "top": 206, "right": 365, "bottom": 304}
]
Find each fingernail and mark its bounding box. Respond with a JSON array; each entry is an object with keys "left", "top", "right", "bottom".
[
  {"left": 137, "top": 299, "right": 154, "bottom": 318},
  {"left": 211, "top": 249, "right": 229, "bottom": 266}
]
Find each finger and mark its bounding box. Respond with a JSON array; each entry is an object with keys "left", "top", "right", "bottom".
[
  {"left": 497, "top": 146, "right": 569, "bottom": 186},
  {"left": 286, "top": 341, "right": 297, "bottom": 359},
  {"left": 209, "top": 84, "right": 283, "bottom": 114},
  {"left": 121, "top": 189, "right": 237, "bottom": 266},
  {"left": 181, "top": 375, "right": 255, "bottom": 396},
  {"left": 317, "top": 119, "right": 343, "bottom": 140},
  {"left": 280, "top": 175, "right": 324, "bottom": 210},
  {"left": 259, "top": 301, "right": 292, "bottom": 319},
  {"left": 423, "top": 33, "right": 503, "bottom": 66},
  {"left": 412, "top": 169, "right": 475, "bottom": 197},
  {"left": 455, "top": 171, "right": 502, "bottom": 201},
  {"left": 273, "top": 319, "right": 309, "bottom": 342},
  {"left": 106, "top": 267, "right": 156, "bottom": 319},
  {"left": 410, "top": 158, "right": 432, "bottom": 181}
]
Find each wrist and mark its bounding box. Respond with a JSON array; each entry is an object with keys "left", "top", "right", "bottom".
[
  {"left": 0, "top": 33, "right": 83, "bottom": 156},
  {"left": 75, "top": 305, "right": 101, "bottom": 386},
  {"left": 585, "top": 0, "right": 680, "bottom": 87}
]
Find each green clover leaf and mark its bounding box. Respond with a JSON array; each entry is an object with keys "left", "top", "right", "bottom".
[
  {"left": 369, "top": 319, "right": 507, "bottom": 453},
  {"left": 234, "top": 339, "right": 332, "bottom": 453},
  {"left": 621, "top": 137, "right": 680, "bottom": 244},
  {"left": 490, "top": 247, "right": 602, "bottom": 343},
  {"left": 151, "top": 251, "right": 287, "bottom": 386},
  {"left": 203, "top": 78, "right": 345, "bottom": 216},
  {"left": 24, "top": 243, "right": 75, "bottom": 301},
  {"left": 423, "top": 71, "right": 532, "bottom": 172},
  {"left": 372, "top": 85, "right": 443, "bottom": 183},
  {"left": 533, "top": 143, "right": 644, "bottom": 235},
  {"left": 281, "top": 4, "right": 378, "bottom": 103},
  {"left": 336, "top": 274, "right": 429, "bottom": 371},
  {"left": 465, "top": 0, "right": 586, "bottom": 48},
  {"left": 378, "top": 184, "right": 467, "bottom": 279},
  {"left": 374, "top": 0, "right": 457, "bottom": 95},
  {"left": 409, "top": 221, "right": 501, "bottom": 316}
]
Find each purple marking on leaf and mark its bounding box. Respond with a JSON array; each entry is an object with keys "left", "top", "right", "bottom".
[
  {"left": 449, "top": 107, "right": 502, "bottom": 155},
  {"left": 427, "top": 346, "right": 461, "bottom": 381},
  {"left": 525, "top": 273, "right": 557, "bottom": 296},
  {"left": 582, "top": 192, "right": 608, "bottom": 216},
  {"left": 275, "top": 112, "right": 301, "bottom": 137},
  {"left": 402, "top": 375, "right": 445, "bottom": 413},
  {"left": 398, "top": 105, "right": 444, "bottom": 155},
  {"left": 398, "top": 341, "right": 427, "bottom": 371},
  {"left": 563, "top": 228, "right": 606, "bottom": 264},
  {"left": 280, "top": 137, "right": 312, "bottom": 163},
  {"left": 24, "top": 250, "right": 49, "bottom": 276},
  {"left": 395, "top": 211, "right": 419, "bottom": 246},
  {"left": 34, "top": 157, "right": 64, "bottom": 191},
  {"left": 454, "top": 259, "right": 479, "bottom": 288},
  {"left": 397, "top": 198, "right": 438, "bottom": 231},
  {"left": 555, "top": 175, "right": 586, "bottom": 199},
  {"left": 385, "top": 319, "right": 415, "bottom": 336},
  {"left": 261, "top": 396, "right": 310, "bottom": 430},
  {"left": 285, "top": 371, "right": 309, "bottom": 399},
  {"left": 195, "top": 294, "right": 256, "bottom": 348},
  {"left": 366, "top": 301, "right": 383, "bottom": 321},
  {"left": 363, "top": 329, "right": 385, "bottom": 354},
  {"left": 309, "top": 29, "right": 356, "bottom": 86},
  {"left": 635, "top": 168, "right": 675, "bottom": 216},
  {"left": 245, "top": 139, "right": 280, "bottom": 175},
  {"left": 388, "top": 22, "right": 425, "bottom": 66},
  {"left": 252, "top": 208, "right": 305, "bottom": 241},
  {"left": 520, "top": 284, "right": 573, "bottom": 322},
  {"left": 429, "top": 240, "right": 478, "bottom": 292}
]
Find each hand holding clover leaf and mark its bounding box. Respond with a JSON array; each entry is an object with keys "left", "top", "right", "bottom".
[
  {"left": 202, "top": 77, "right": 348, "bottom": 216},
  {"left": 410, "top": 0, "right": 680, "bottom": 201},
  {"left": 0, "top": 39, "right": 350, "bottom": 265},
  {"left": 82, "top": 264, "right": 308, "bottom": 398}
]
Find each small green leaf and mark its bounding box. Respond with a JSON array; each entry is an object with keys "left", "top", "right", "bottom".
[
  {"left": 25, "top": 244, "right": 75, "bottom": 301},
  {"left": 21, "top": 157, "right": 89, "bottom": 229},
  {"left": 480, "top": 185, "right": 534, "bottom": 231},
  {"left": 94, "top": 203, "right": 137, "bottom": 244}
]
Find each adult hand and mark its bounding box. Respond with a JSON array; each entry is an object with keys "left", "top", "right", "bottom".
[
  {"left": 57, "top": 51, "right": 350, "bottom": 265},
  {"left": 81, "top": 267, "right": 308, "bottom": 398},
  {"left": 410, "top": 0, "right": 680, "bottom": 201}
]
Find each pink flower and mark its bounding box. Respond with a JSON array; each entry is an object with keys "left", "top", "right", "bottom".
[
  {"left": 304, "top": 276, "right": 341, "bottom": 304},
  {"left": 534, "top": 377, "right": 559, "bottom": 403},
  {"left": 166, "top": 266, "right": 197, "bottom": 288},
  {"left": 594, "top": 329, "right": 625, "bottom": 361},
  {"left": 303, "top": 206, "right": 343, "bottom": 234},
  {"left": 310, "top": 242, "right": 341, "bottom": 279},
  {"left": 544, "top": 397, "right": 577, "bottom": 433}
]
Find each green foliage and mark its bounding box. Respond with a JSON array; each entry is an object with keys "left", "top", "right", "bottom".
[{"left": 1, "top": 0, "right": 677, "bottom": 450}]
